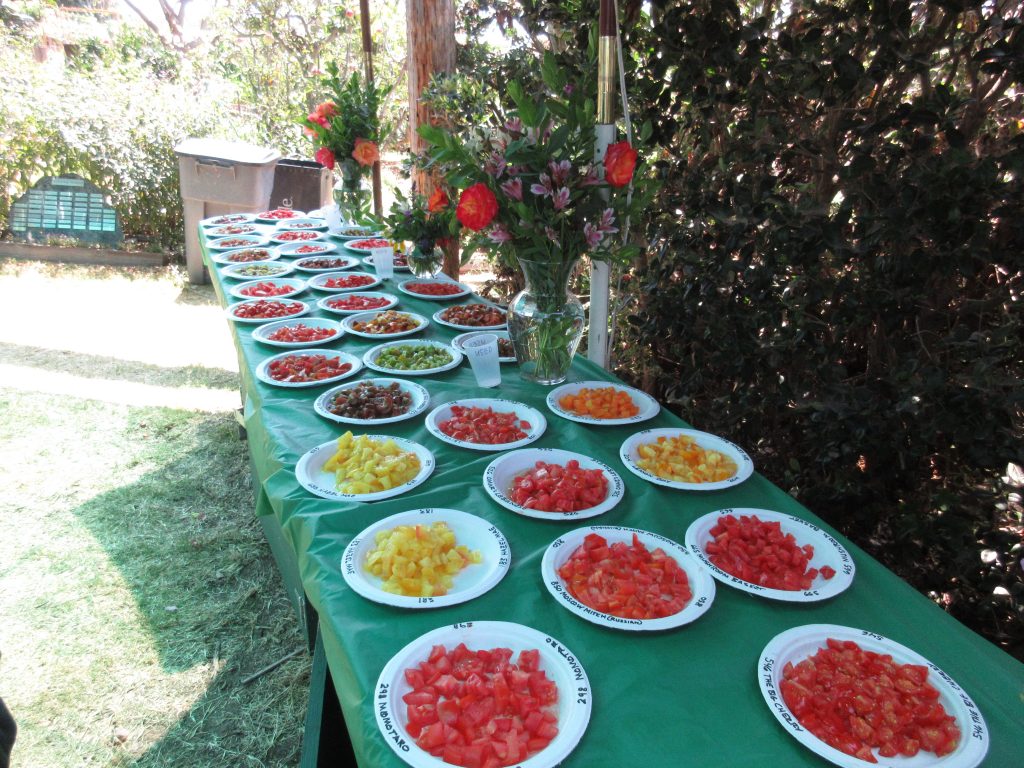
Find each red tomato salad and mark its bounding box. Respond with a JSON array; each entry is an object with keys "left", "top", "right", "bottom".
[
  {"left": 275, "top": 230, "right": 320, "bottom": 242},
  {"left": 406, "top": 281, "right": 465, "bottom": 297},
  {"left": 509, "top": 460, "right": 608, "bottom": 513},
  {"left": 259, "top": 208, "right": 299, "bottom": 220},
  {"left": 326, "top": 294, "right": 391, "bottom": 311},
  {"left": 350, "top": 238, "right": 392, "bottom": 249},
  {"left": 323, "top": 274, "right": 376, "bottom": 289},
  {"left": 267, "top": 354, "right": 352, "bottom": 383},
  {"left": 237, "top": 281, "right": 297, "bottom": 298},
  {"left": 439, "top": 406, "right": 530, "bottom": 445},
  {"left": 266, "top": 324, "right": 337, "bottom": 343},
  {"left": 231, "top": 300, "right": 304, "bottom": 319}
]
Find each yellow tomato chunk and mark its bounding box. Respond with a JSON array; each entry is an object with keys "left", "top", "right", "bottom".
[
  {"left": 635, "top": 434, "right": 738, "bottom": 483},
  {"left": 364, "top": 522, "right": 482, "bottom": 597},
  {"left": 324, "top": 431, "right": 421, "bottom": 494}
]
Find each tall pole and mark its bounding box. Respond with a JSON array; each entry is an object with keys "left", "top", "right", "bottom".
[
  {"left": 589, "top": 0, "right": 617, "bottom": 367},
  {"left": 359, "top": 0, "right": 383, "bottom": 218}
]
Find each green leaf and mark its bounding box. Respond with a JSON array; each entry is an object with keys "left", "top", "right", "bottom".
[
  {"left": 416, "top": 123, "right": 446, "bottom": 147},
  {"left": 541, "top": 51, "right": 567, "bottom": 92}
]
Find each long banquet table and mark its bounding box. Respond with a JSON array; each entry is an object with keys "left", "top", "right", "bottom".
[{"left": 201, "top": 228, "right": 1024, "bottom": 768}]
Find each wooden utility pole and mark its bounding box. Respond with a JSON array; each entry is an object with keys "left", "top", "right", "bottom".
[{"left": 406, "top": 0, "right": 458, "bottom": 277}]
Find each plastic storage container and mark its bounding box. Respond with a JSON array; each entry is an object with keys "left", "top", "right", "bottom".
[{"left": 175, "top": 138, "right": 281, "bottom": 283}]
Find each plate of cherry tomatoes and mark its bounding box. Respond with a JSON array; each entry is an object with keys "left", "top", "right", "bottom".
[
  {"left": 225, "top": 298, "right": 308, "bottom": 324},
  {"left": 542, "top": 526, "right": 716, "bottom": 631},
  {"left": 546, "top": 380, "right": 660, "bottom": 425},
  {"left": 317, "top": 292, "right": 399, "bottom": 316},
  {"left": 483, "top": 448, "right": 624, "bottom": 520},
  {"left": 433, "top": 303, "right": 507, "bottom": 330},
  {"left": 251, "top": 318, "right": 344, "bottom": 348},
  {"left": 424, "top": 399, "right": 546, "bottom": 452},
  {"left": 308, "top": 271, "right": 382, "bottom": 293},
  {"left": 759, "top": 624, "right": 987, "bottom": 768},
  {"left": 685, "top": 508, "right": 854, "bottom": 602},
  {"left": 254, "top": 348, "right": 361, "bottom": 388},
  {"left": 397, "top": 278, "right": 471, "bottom": 301},
  {"left": 228, "top": 277, "right": 306, "bottom": 300},
  {"left": 374, "top": 621, "right": 591, "bottom": 768}
]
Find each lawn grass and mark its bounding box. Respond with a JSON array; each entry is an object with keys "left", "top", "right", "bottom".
[{"left": 0, "top": 262, "right": 311, "bottom": 767}]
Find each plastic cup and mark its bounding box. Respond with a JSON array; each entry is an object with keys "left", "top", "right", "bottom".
[
  {"left": 464, "top": 334, "right": 501, "bottom": 388},
  {"left": 323, "top": 204, "right": 343, "bottom": 231},
  {"left": 371, "top": 246, "right": 394, "bottom": 280}
]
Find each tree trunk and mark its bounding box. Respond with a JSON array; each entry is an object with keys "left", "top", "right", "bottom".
[{"left": 407, "top": 0, "right": 459, "bottom": 277}]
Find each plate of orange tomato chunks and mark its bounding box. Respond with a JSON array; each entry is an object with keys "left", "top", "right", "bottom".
[
  {"left": 374, "top": 620, "right": 592, "bottom": 768},
  {"left": 542, "top": 525, "right": 716, "bottom": 631},
  {"left": 546, "top": 380, "right": 660, "bottom": 425}
]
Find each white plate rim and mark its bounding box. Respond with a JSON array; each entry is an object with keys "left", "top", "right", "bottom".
[
  {"left": 274, "top": 217, "right": 328, "bottom": 231},
  {"left": 254, "top": 348, "right": 362, "bottom": 387},
  {"left": 397, "top": 278, "right": 471, "bottom": 301},
  {"left": 424, "top": 398, "right": 547, "bottom": 452},
  {"left": 220, "top": 261, "right": 295, "bottom": 281},
  {"left": 451, "top": 330, "right": 516, "bottom": 363},
  {"left": 546, "top": 380, "right": 661, "bottom": 426},
  {"left": 341, "top": 310, "right": 429, "bottom": 340},
  {"left": 341, "top": 508, "right": 511, "bottom": 608},
  {"left": 225, "top": 298, "right": 308, "bottom": 324},
  {"left": 206, "top": 222, "right": 265, "bottom": 237},
  {"left": 254, "top": 209, "right": 306, "bottom": 224},
  {"left": 541, "top": 525, "right": 716, "bottom": 631},
  {"left": 308, "top": 271, "right": 383, "bottom": 293},
  {"left": 275, "top": 240, "right": 338, "bottom": 258},
  {"left": 759, "top": 624, "right": 989, "bottom": 768},
  {"left": 483, "top": 448, "right": 625, "bottom": 521},
  {"left": 269, "top": 230, "right": 327, "bottom": 246},
  {"left": 330, "top": 227, "right": 383, "bottom": 240},
  {"left": 207, "top": 234, "right": 271, "bottom": 251},
  {"left": 210, "top": 247, "right": 280, "bottom": 266},
  {"left": 432, "top": 304, "right": 508, "bottom": 331},
  {"left": 317, "top": 292, "right": 400, "bottom": 315},
  {"left": 296, "top": 435, "right": 434, "bottom": 502},
  {"left": 363, "top": 340, "right": 463, "bottom": 376},
  {"left": 619, "top": 427, "right": 754, "bottom": 491},
  {"left": 684, "top": 508, "right": 855, "bottom": 602},
  {"left": 228, "top": 277, "right": 307, "bottom": 301},
  {"left": 374, "top": 620, "right": 592, "bottom": 768},
  {"left": 251, "top": 318, "right": 344, "bottom": 349},
  {"left": 201, "top": 212, "right": 256, "bottom": 227},
  {"left": 314, "top": 378, "right": 430, "bottom": 426},
  {"left": 293, "top": 255, "right": 360, "bottom": 273},
  {"left": 344, "top": 238, "right": 396, "bottom": 254}
]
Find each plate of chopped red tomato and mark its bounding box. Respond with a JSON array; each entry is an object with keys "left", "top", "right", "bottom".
[
  {"left": 546, "top": 380, "right": 660, "bottom": 425},
  {"left": 424, "top": 399, "right": 547, "bottom": 452},
  {"left": 251, "top": 318, "right": 343, "bottom": 349},
  {"left": 317, "top": 292, "right": 399, "bottom": 316},
  {"left": 483, "top": 448, "right": 624, "bottom": 520},
  {"left": 685, "top": 508, "right": 855, "bottom": 602},
  {"left": 276, "top": 240, "right": 338, "bottom": 258},
  {"left": 397, "top": 278, "right": 471, "bottom": 301},
  {"left": 619, "top": 427, "right": 754, "bottom": 491},
  {"left": 307, "top": 271, "right": 382, "bottom": 293},
  {"left": 254, "top": 208, "right": 305, "bottom": 224},
  {"left": 254, "top": 348, "right": 362, "bottom": 388},
  {"left": 432, "top": 303, "right": 507, "bottom": 331},
  {"left": 759, "top": 624, "right": 988, "bottom": 768},
  {"left": 228, "top": 277, "right": 306, "bottom": 300},
  {"left": 341, "top": 508, "right": 511, "bottom": 609},
  {"left": 542, "top": 526, "right": 716, "bottom": 631},
  {"left": 374, "top": 620, "right": 591, "bottom": 768},
  {"left": 225, "top": 298, "right": 308, "bottom": 324},
  {"left": 270, "top": 229, "right": 326, "bottom": 246},
  {"left": 344, "top": 237, "right": 398, "bottom": 254}
]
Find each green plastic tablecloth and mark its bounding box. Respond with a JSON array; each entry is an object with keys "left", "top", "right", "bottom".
[{"left": 202, "top": 232, "right": 1024, "bottom": 768}]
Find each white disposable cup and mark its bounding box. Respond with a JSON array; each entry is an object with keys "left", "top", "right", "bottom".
[
  {"left": 464, "top": 334, "right": 501, "bottom": 388},
  {"left": 323, "top": 204, "right": 343, "bottom": 230},
  {"left": 371, "top": 247, "right": 394, "bottom": 279}
]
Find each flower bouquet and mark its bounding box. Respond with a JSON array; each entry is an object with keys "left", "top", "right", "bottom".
[
  {"left": 301, "top": 62, "right": 390, "bottom": 224},
  {"left": 418, "top": 53, "right": 656, "bottom": 384},
  {"left": 383, "top": 186, "right": 460, "bottom": 278}
]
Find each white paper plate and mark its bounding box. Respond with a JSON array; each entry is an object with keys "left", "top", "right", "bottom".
[
  {"left": 318, "top": 292, "right": 400, "bottom": 316},
  {"left": 228, "top": 277, "right": 307, "bottom": 301},
  {"left": 451, "top": 330, "right": 516, "bottom": 363},
  {"left": 330, "top": 226, "right": 382, "bottom": 240},
  {"left": 275, "top": 217, "right": 328, "bottom": 231},
  {"left": 201, "top": 212, "right": 256, "bottom": 227},
  {"left": 220, "top": 261, "right": 295, "bottom": 281},
  {"left": 270, "top": 230, "right": 327, "bottom": 246},
  {"left": 208, "top": 234, "right": 270, "bottom": 251},
  {"left": 206, "top": 222, "right": 264, "bottom": 237},
  {"left": 483, "top": 448, "right": 625, "bottom": 521},
  {"left": 307, "top": 271, "right": 382, "bottom": 293},
  {"left": 425, "top": 399, "right": 546, "bottom": 452},
  {"left": 546, "top": 380, "right": 660, "bottom": 426},
  {"left": 374, "top": 621, "right": 591, "bottom": 768},
  {"left": 342, "top": 509, "right": 510, "bottom": 608},
  {"left": 345, "top": 238, "right": 397, "bottom": 255},
  {"left": 432, "top": 304, "right": 507, "bottom": 331},
  {"left": 361, "top": 254, "right": 412, "bottom": 271},
  {"left": 224, "top": 298, "right": 308, "bottom": 324},
  {"left": 293, "top": 254, "right": 359, "bottom": 273},
  {"left": 296, "top": 435, "right": 434, "bottom": 502},
  {"left": 254, "top": 348, "right": 362, "bottom": 388},
  {"left": 210, "top": 247, "right": 279, "bottom": 266},
  {"left": 275, "top": 240, "right": 338, "bottom": 258},
  {"left": 342, "top": 310, "right": 429, "bottom": 340},
  {"left": 363, "top": 340, "right": 463, "bottom": 376},
  {"left": 619, "top": 428, "right": 753, "bottom": 491},
  {"left": 759, "top": 624, "right": 989, "bottom": 768},
  {"left": 251, "top": 317, "right": 344, "bottom": 349},
  {"left": 314, "top": 378, "right": 430, "bottom": 425},
  {"left": 254, "top": 209, "right": 306, "bottom": 224},
  {"left": 542, "top": 525, "right": 716, "bottom": 631},
  {"left": 397, "top": 278, "right": 471, "bottom": 301},
  {"left": 685, "top": 508, "right": 855, "bottom": 602}
]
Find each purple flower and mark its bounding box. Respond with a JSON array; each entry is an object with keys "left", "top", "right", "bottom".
[
  {"left": 544, "top": 226, "right": 560, "bottom": 245},
  {"left": 563, "top": 83, "right": 575, "bottom": 96},
  {"left": 580, "top": 165, "right": 601, "bottom": 187},
  {"left": 500, "top": 177, "right": 523, "bottom": 201},
  {"left": 484, "top": 152, "right": 507, "bottom": 179},
  {"left": 488, "top": 224, "right": 513, "bottom": 244},
  {"left": 549, "top": 160, "right": 571, "bottom": 187},
  {"left": 584, "top": 222, "right": 603, "bottom": 248},
  {"left": 599, "top": 208, "right": 618, "bottom": 234},
  {"left": 552, "top": 187, "right": 570, "bottom": 211},
  {"left": 530, "top": 173, "right": 553, "bottom": 198},
  {"left": 504, "top": 117, "right": 523, "bottom": 135}
]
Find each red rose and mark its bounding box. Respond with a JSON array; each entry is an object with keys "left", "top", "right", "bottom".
[
  {"left": 427, "top": 188, "right": 449, "bottom": 213},
  {"left": 315, "top": 147, "right": 335, "bottom": 169},
  {"left": 456, "top": 183, "right": 499, "bottom": 231},
  {"left": 604, "top": 141, "right": 637, "bottom": 187},
  {"left": 314, "top": 101, "right": 338, "bottom": 119}
]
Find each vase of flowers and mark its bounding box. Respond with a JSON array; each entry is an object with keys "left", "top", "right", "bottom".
[
  {"left": 383, "top": 186, "right": 459, "bottom": 278},
  {"left": 419, "top": 54, "right": 654, "bottom": 384},
  {"left": 301, "top": 63, "right": 389, "bottom": 224}
]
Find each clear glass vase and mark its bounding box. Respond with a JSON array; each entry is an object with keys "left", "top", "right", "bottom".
[
  {"left": 407, "top": 244, "right": 444, "bottom": 278},
  {"left": 333, "top": 160, "right": 371, "bottom": 224},
  {"left": 507, "top": 256, "right": 585, "bottom": 385}
]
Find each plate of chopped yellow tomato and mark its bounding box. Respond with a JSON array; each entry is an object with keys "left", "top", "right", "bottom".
[
  {"left": 618, "top": 428, "right": 753, "bottom": 491},
  {"left": 296, "top": 431, "right": 435, "bottom": 501},
  {"left": 341, "top": 508, "right": 511, "bottom": 608}
]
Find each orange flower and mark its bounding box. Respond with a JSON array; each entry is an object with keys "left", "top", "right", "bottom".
[
  {"left": 456, "top": 183, "right": 498, "bottom": 231},
  {"left": 427, "top": 188, "right": 450, "bottom": 213},
  {"left": 352, "top": 138, "right": 380, "bottom": 167},
  {"left": 604, "top": 141, "right": 637, "bottom": 187},
  {"left": 314, "top": 101, "right": 338, "bottom": 119}
]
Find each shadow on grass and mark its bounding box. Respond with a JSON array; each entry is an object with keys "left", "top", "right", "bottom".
[
  {"left": 0, "top": 342, "right": 238, "bottom": 391},
  {"left": 69, "top": 411, "right": 308, "bottom": 767},
  {"left": 174, "top": 280, "right": 223, "bottom": 309}
]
